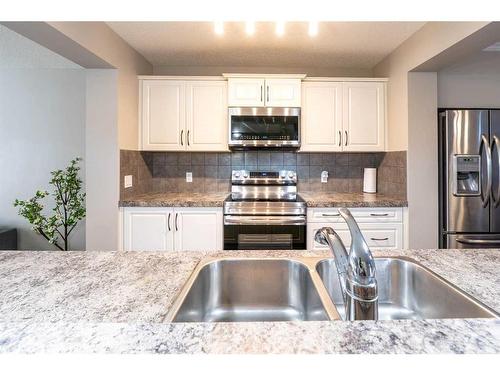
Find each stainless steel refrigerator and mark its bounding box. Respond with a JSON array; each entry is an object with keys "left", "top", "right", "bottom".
[{"left": 439, "top": 109, "right": 500, "bottom": 248}]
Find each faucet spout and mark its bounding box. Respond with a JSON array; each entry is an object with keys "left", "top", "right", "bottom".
[{"left": 314, "top": 208, "right": 378, "bottom": 321}]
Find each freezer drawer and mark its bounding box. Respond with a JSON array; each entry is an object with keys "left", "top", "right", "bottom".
[{"left": 446, "top": 234, "right": 500, "bottom": 249}]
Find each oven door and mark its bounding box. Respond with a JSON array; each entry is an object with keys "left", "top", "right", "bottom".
[
  {"left": 223, "top": 215, "right": 306, "bottom": 250},
  {"left": 229, "top": 107, "right": 300, "bottom": 147}
]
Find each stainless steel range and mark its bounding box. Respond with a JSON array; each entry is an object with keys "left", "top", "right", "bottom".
[{"left": 223, "top": 170, "right": 307, "bottom": 250}]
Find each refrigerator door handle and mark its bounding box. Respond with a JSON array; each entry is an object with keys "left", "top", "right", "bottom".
[
  {"left": 480, "top": 134, "right": 492, "bottom": 207},
  {"left": 491, "top": 135, "right": 500, "bottom": 207},
  {"left": 456, "top": 237, "right": 500, "bottom": 245}
]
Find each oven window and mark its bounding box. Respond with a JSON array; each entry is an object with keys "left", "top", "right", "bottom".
[
  {"left": 224, "top": 224, "right": 306, "bottom": 250},
  {"left": 230, "top": 115, "right": 299, "bottom": 141}
]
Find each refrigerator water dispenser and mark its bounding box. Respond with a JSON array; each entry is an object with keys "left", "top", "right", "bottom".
[{"left": 452, "top": 155, "right": 481, "bottom": 196}]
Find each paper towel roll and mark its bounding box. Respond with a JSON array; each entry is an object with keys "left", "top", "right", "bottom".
[{"left": 363, "top": 168, "right": 377, "bottom": 193}]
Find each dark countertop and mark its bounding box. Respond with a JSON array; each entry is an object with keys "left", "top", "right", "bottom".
[
  {"left": 119, "top": 192, "right": 407, "bottom": 208},
  {"left": 0, "top": 249, "right": 498, "bottom": 354}
]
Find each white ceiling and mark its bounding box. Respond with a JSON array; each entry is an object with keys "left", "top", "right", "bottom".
[{"left": 107, "top": 22, "right": 425, "bottom": 69}]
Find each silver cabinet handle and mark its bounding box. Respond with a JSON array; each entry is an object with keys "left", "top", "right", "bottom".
[
  {"left": 492, "top": 135, "right": 500, "bottom": 208},
  {"left": 321, "top": 213, "right": 340, "bottom": 217},
  {"left": 175, "top": 213, "right": 179, "bottom": 231},
  {"left": 345, "top": 130, "right": 348, "bottom": 146},
  {"left": 456, "top": 237, "right": 500, "bottom": 245},
  {"left": 180, "top": 130, "right": 184, "bottom": 146},
  {"left": 266, "top": 85, "right": 270, "bottom": 103},
  {"left": 260, "top": 85, "right": 263, "bottom": 103},
  {"left": 370, "top": 213, "right": 389, "bottom": 217},
  {"left": 187, "top": 130, "right": 190, "bottom": 146},
  {"left": 338, "top": 131, "right": 341, "bottom": 147},
  {"left": 479, "top": 134, "right": 492, "bottom": 207},
  {"left": 370, "top": 237, "right": 389, "bottom": 241},
  {"left": 167, "top": 213, "right": 171, "bottom": 231}
]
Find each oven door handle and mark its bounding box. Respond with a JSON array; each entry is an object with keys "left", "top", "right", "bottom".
[{"left": 224, "top": 216, "right": 306, "bottom": 226}]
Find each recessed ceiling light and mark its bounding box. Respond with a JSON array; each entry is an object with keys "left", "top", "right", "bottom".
[
  {"left": 245, "top": 21, "right": 255, "bottom": 36},
  {"left": 276, "top": 21, "right": 285, "bottom": 37},
  {"left": 214, "top": 21, "right": 224, "bottom": 35},
  {"left": 483, "top": 42, "right": 500, "bottom": 52},
  {"left": 308, "top": 21, "right": 318, "bottom": 37}
]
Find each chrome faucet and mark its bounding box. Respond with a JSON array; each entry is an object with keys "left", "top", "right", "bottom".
[{"left": 314, "top": 208, "right": 378, "bottom": 320}]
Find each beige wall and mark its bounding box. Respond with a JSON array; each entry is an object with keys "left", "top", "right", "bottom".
[
  {"left": 153, "top": 65, "right": 373, "bottom": 77},
  {"left": 374, "top": 22, "right": 488, "bottom": 151},
  {"left": 47, "top": 22, "right": 153, "bottom": 150},
  {"left": 407, "top": 72, "right": 439, "bottom": 248},
  {"left": 438, "top": 72, "right": 500, "bottom": 108}
]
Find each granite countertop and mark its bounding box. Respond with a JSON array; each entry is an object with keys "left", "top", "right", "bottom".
[
  {"left": 119, "top": 192, "right": 407, "bottom": 208},
  {"left": 0, "top": 249, "right": 499, "bottom": 354},
  {"left": 300, "top": 192, "right": 408, "bottom": 208},
  {"left": 119, "top": 192, "right": 229, "bottom": 207}
]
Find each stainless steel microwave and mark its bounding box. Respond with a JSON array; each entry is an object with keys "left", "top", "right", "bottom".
[{"left": 228, "top": 107, "right": 301, "bottom": 148}]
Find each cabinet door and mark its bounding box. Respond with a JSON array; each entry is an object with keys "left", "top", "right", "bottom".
[
  {"left": 342, "top": 82, "right": 385, "bottom": 152},
  {"left": 301, "top": 82, "right": 342, "bottom": 151},
  {"left": 227, "top": 78, "right": 265, "bottom": 107},
  {"left": 174, "top": 208, "right": 223, "bottom": 251},
  {"left": 141, "top": 80, "right": 186, "bottom": 151},
  {"left": 308, "top": 222, "right": 402, "bottom": 251},
  {"left": 186, "top": 81, "right": 228, "bottom": 151},
  {"left": 123, "top": 208, "right": 174, "bottom": 251},
  {"left": 265, "top": 79, "right": 302, "bottom": 107}
]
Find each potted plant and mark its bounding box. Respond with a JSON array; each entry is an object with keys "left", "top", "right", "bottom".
[{"left": 14, "top": 158, "right": 86, "bottom": 251}]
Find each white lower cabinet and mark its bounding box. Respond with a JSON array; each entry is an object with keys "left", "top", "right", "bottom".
[
  {"left": 122, "top": 207, "right": 223, "bottom": 251},
  {"left": 307, "top": 207, "right": 405, "bottom": 251}
]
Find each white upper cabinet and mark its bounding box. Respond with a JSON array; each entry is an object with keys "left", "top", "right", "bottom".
[
  {"left": 141, "top": 80, "right": 185, "bottom": 151},
  {"left": 185, "top": 81, "right": 228, "bottom": 151},
  {"left": 301, "top": 82, "right": 343, "bottom": 152},
  {"left": 140, "top": 78, "right": 228, "bottom": 152},
  {"left": 300, "top": 80, "right": 386, "bottom": 152},
  {"left": 342, "top": 82, "right": 385, "bottom": 152},
  {"left": 265, "top": 78, "right": 302, "bottom": 107},
  {"left": 227, "top": 78, "right": 265, "bottom": 107},
  {"left": 227, "top": 76, "right": 302, "bottom": 107}
]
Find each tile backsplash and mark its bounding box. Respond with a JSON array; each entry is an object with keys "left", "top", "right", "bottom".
[{"left": 120, "top": 150, "right": 407, "bottom": 200}]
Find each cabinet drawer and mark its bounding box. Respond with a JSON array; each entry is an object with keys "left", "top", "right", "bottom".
[
  {"left": 308, "top": 222, "right": 403, "bottom": 251},
  {"left": 308, "top": 207, "right": 402, "bottom": 223}
]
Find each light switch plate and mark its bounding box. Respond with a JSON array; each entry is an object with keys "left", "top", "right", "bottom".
[
  {"left": 186, "top": 172, "right": 193, "bottom": 183},
  {"left": 124, "top": 175, "right": 133, "bottom": 188}
]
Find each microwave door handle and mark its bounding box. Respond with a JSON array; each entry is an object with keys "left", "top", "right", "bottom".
[
  {"left": 479, "top": 134, "right": 492, "bottom": 207},
  {"left": 492, "top": 135, "right": 500, "bottom": 207}
]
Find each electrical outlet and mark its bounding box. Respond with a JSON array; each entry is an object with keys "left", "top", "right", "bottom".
[
  {"left": 124, "top": 175, "right": 133, "bottom": 188},
  {"left": 186, "top": 172, "right": 193, "bottom": 183},
  {"left": 321, "top": 171, "right": 329, "bottom": 183}
]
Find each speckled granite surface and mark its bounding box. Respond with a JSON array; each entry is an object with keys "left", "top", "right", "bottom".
[
  {"left": 119, "top": 192, "right": 229, "bottom": 207},
  {"left": 300, "top": 192, "right": 408, "bottom": 207},
  {"left": 0, "top": 249, "right": 498, "bottom": 353},
  {"left": 119, "top": 192, "right": 407, "bottom": 208}
]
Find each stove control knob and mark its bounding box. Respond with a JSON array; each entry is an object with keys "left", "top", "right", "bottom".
[
  {"left": 234, "top": 171, "right": 241, "bottom": 179},
  {"left": 279, "top": 171, "right": 286, "bottom": 179},
  {"left": 288, "top": 171, "right": 295, "bottom": 179},
  {"left": 243, "top": 172, "right": 249, "bottom": 178}
]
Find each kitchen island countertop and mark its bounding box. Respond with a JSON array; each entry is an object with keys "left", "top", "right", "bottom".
[{"left": 0, "top": 248, "right": 498, "bottom": 354}]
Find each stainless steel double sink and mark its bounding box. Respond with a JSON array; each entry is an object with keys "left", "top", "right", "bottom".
[{"left": 165, "top": 256, "right": 499, "bottom": 322}]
